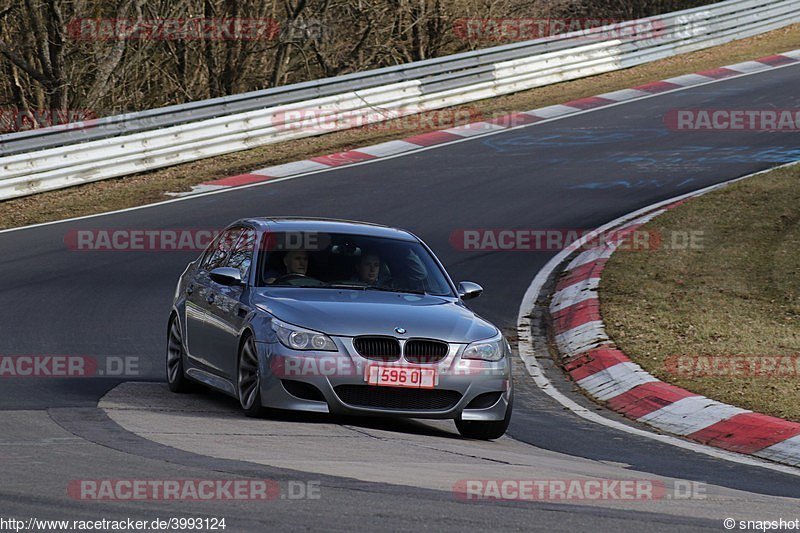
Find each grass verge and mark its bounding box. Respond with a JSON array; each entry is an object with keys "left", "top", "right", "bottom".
[
  {"left": 1, "top": 24, "right": 799, "bottom": 230},
  {"left": 601, "top": 163, "right": 800, "bottom": 422}
]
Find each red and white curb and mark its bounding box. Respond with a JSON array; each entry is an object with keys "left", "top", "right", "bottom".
[
  {"left": 549, "top": 199, "right": 800, "bottom": 468},
  {"left": 173, "top": 50, "right": 800, "bottom": 197}
]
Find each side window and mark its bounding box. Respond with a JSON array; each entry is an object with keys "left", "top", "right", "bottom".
[
  {"left": 227, "top": 228, "right": 256, "bottom": 279},
  {"left": 198, "top": 232, "right": 222, "bottom": 270},
  {"left": 200, "top": 227, "right": 242, "bottom": 272}
]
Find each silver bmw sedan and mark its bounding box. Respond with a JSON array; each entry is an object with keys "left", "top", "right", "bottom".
[{"left": 167, "top": 218, "right": 512, "bottom": 439}]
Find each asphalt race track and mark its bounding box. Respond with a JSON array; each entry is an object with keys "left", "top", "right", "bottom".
[{"left": 1, "top": 63, "right": 799, "bottom": 531}]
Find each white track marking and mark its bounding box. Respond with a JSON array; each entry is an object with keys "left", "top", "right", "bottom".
[
  {"left": 755, "top": 435, "right": 800, "bottom": 467},
  {"left": 550, "top": 278, "right": 600, "bottom": 312},
  {"left": 726, "top": 61, "right": 773, "bottom": 73},
  {"left": 566, "top": 245, "right": 616, "bottom": 270},
  {"left": 554, "top": 320, "right": 608, "bottom": 357},
  {"left": 251, "top": 159, "right": 330, "bottom": 177},
  {"left": 637, "top": 397, "right": 750, "bottom": 436},
  {"left": 663, "top": 73, "right": 716, "bottom": 86},
  {"left": 351, "top": 140, "right": 420, "bottom": 158},
  {"left": 596, "top": 88, "right": 651, "bottom": 101},
  {"left": 444, "top": 122, "right": 506, "bottom": 137},
  {"left": 577, "top": 362, "right": 660, "bottom": 401},
  {"left": 529, "top": 105, "right": 582, "bottom": 118}
]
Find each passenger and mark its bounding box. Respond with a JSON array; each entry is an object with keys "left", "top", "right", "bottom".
[{"left": 354, "top": 252, "right": 381, "bottom": 285}]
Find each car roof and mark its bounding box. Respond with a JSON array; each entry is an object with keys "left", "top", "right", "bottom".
[{"left": 237, "top": 217, "right": 419, "bottom": 241}]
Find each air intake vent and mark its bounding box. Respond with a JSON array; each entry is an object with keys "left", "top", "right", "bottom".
[
  {"left": 334, "top": 385, "right": 461, "bottom": 411},
  {"left": 353, "top": 336, "right": 401, "bottom": 361},
  {"left": 281, "top": 380, "right": 326, "bottom": 402},
  {"left": 404, "top": 339, "right": 449, "bottom": 364}
]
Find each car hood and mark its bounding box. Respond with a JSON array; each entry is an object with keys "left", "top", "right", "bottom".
[{"left": 252, "top": 288, "right": 497, "bottom": 343}]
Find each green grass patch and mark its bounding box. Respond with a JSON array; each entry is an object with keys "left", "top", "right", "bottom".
[{"left": 601, "top": 163, "right": 800, "bottom": 421}]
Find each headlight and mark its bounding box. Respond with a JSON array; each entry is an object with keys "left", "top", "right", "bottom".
[
  {"left": 462, "top": 333, "right": 505, "bottom": 362},
  {"left": 271, "top": 318, "right": 337, "bottom": 351}
]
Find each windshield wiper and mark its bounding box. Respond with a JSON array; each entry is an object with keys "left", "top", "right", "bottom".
[
  {"left": 364, "top": 286, "right": 425, "bottom": 295},
  {"left": 327, "top": 283, "right": 368, "bottom": 290},
  {"left": 326, "top": 283, "right": 426, "bottom": 295}
]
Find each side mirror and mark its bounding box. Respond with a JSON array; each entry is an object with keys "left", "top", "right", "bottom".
[
  {"left": 209, "top": 267, "right": 243, "bottom": 286},
  {"left": 458, "top": 281, "right": 483, "bottom": 300}
]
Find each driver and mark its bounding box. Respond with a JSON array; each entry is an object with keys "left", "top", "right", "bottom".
[
  {"left": 266, "top": 249, "right": 309, "bottom": 284},
  {"left": 283, "top": 249, "right": 309, "bottom": 276}
]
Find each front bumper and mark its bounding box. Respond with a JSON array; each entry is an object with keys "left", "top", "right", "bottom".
[{"left": 255, "top": 336, "right": 512, "bottom": 421}]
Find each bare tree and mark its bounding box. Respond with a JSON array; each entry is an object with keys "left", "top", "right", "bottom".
[{"left": 0, "top": 0, "right": 721, "bottom": 129}]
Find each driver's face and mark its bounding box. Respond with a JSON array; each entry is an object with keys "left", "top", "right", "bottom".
[
  {"left": 357, "top": 255, "right": 380, "bottom": 283},
  {"left": 283, "top": 250, "right": 308, "bottom": 275}
]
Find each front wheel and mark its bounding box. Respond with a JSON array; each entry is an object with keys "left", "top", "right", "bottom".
[
  {"left": 166, "top": 316, "right": 192, "bottom": 393},
  {"left": 455, "top": 394, "right": 512, "bottom": 440},
  {"left": 237, "top": 335, "right": 269, "bottom": 417}
]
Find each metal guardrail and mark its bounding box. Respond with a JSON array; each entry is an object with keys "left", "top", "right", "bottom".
[{"left": 0, "top": 0, "right": 798, "bottom": 200}]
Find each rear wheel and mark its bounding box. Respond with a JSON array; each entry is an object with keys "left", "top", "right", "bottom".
[
  {"left": 237, "top": 335, "right": 269, "bottom": 417},
  {"left": 455, "top": 393, "right": 513, "bottom": 440},
  {"left": 166, "top": 316, "right": 192, "bottom": 393}
]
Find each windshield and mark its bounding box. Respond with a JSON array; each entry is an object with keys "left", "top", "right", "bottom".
[{"left": 255, "top": 231, "right": 454, "bottom": 296}]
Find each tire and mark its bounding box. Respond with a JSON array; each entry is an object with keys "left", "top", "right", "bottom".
[
  {"left": 237, "top": 334, "right": 269, "bottom": 418},
  {"left": 455, "top": 392, "right": 513, "bottom": 440},
  {"left": 166, "top": 315, "right": 192, "bottom": 393}
]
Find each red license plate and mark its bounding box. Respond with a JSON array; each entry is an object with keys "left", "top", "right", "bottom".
[{"left": 365, "top": 365, "right": 437, "bottom": 389}]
